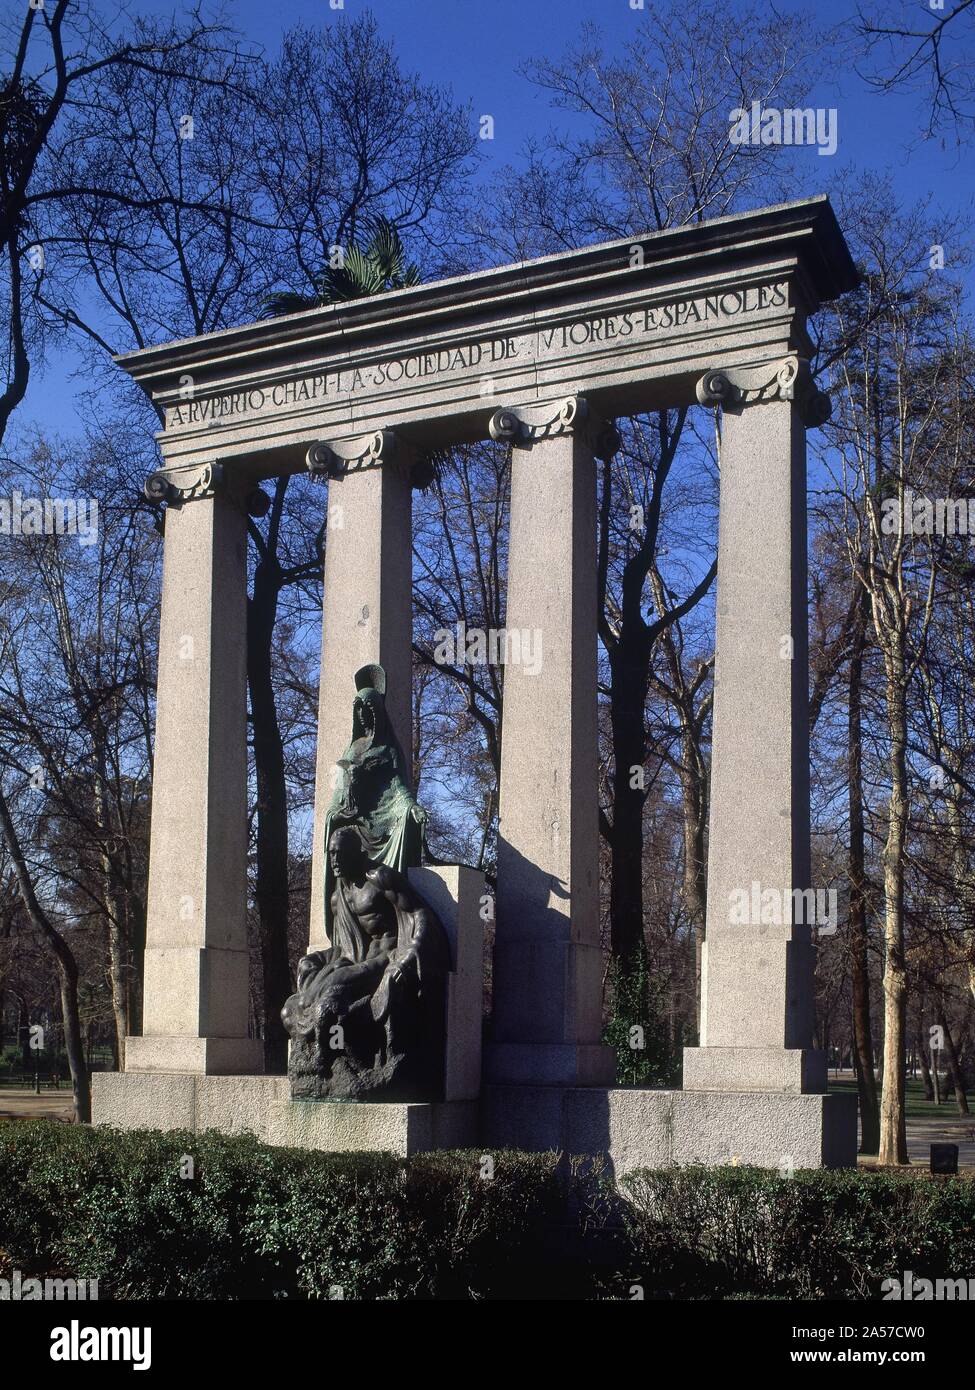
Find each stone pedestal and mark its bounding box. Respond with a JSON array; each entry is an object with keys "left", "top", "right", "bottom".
[
  {"left": 96, "top": 862, "right": 485, "bottom": 1150},
  {"left": 486, "top": 399, "right": 616, "bottom": 1087},
  {"left": 409, "top": 865, "right": 484, "bottom": 1101},
  {"left": 93, "top": 1071, "right": 857, "bottom": 1172},
  {"left": 266, "top": 1099, "right": 477, "bottom": 1154},
  {"left": 91, "top": 1073, "right": 476, "bottom": 1156},
  {"left": 127, "top": 465, "right": 261, "bottom": 1076},
  {"left": 308, "top": 435, "right": 414, "bottom": 951},
  {"left": 481, "top": 1085, "right": 857, "bottom": 1175}
]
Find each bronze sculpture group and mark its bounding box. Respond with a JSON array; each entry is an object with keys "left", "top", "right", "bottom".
[{"left": 282, "top": 666, "right": 449, "bottom": 1101}]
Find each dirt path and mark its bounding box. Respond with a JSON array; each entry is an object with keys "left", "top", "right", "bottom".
[{"left": 0, "top": 1087, "right": 75, "bottom": 1123}]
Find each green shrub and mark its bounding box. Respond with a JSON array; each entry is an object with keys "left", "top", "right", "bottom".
[
  {"left": 603, "top": 954, "right": 684, "bottom": 1087},
  {"left": 619, "top": 1166, "right": 975, "bottom": 1299},
  {"left": 3, "top": 1123, "right": 973, "bottom": 1300},
  {"left": 0, "top": 1122, "right": 572, "bottom": 1299}
]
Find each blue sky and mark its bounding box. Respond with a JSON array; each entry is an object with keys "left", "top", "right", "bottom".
[
  {"left": 234, "top": 0, "right": 971, "bottom": 181},
  {"left": 15, "top": 0, "right": 975, "bottom": 435}
]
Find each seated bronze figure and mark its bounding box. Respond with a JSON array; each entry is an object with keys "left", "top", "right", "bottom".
[{"left": 283, "top": 818, "right": 449, "bottom": 1101}]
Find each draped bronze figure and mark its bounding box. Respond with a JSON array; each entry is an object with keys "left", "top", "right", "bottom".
[{"left": 283, "top": 668, "right": 448, "bottom": 1101}]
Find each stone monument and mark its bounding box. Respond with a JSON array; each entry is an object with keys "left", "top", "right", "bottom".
[
  {"left": 279, "top": 664, "right": 452, "bottom": 1103},
  {"left": 92, "top": 195, "right": 861, "bottom": 1171}
]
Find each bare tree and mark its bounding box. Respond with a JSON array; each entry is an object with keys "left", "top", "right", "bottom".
[
  {"left": 0, "top": 429, "right": 157, "bottom": 1064},
  {"left": 0, "top": 777, "right": 89, "bottom": 1118},
  {"left": 0, "top": 0, "right": 234, "bottom": 448},
  {"left": 412, "top": 440, "right": 509, "bottom": 862},
  {"left": 822, "top": 188, "right": 970, "bottom": 1162},
  {"left": 857, "top": 0, "right": 975, "bottom": 137}
]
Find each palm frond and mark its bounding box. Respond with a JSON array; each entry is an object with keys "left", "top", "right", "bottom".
[
  {"left": 260, "top": 216, "right": 422, "bottom": 316},
  {"left": 259, "top": 291, "right": 317, "bottom": 319}
]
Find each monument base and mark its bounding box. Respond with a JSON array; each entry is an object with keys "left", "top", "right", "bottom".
[
  {"left": 93, "top": 1074, "right": 857, "bottom": 1172},
  {"left": 265, "top": 1097, "right": 477, "bottom": 1154},
  {"left": 481, "top": 1085, "right": 857, "bottom": 1175},
  {"left": 92, "top": 1073, "right": 288, "bottom": 1135},
  {"left": 91, "top": 1072, "right": 477, "bottom": 1156}
]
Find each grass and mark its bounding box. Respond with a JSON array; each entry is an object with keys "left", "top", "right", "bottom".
[{"left": 830, "top": 1075, "right": 971, "bottom": 1120}]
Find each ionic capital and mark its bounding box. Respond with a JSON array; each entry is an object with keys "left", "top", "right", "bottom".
[
  {"left": 144, "top": 462, "right": 270, "bottom": 516},
  {"left": 695, "top": 356, "right": 831, "bottom": 429},
  {"left": 488, "top": 395, "right": 620, "bottom": 459},
  {"left": 306, "top": 428, "right": 427, "bottom": 485}
]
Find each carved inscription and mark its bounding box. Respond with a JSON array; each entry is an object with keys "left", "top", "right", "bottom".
[{"left": 166, "top": 281, "right": 788, "bottom": 429}]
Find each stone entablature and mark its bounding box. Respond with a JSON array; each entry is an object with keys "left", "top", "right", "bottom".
[{"left": 118, "top": 197, "right": 856, "bottom": 472}]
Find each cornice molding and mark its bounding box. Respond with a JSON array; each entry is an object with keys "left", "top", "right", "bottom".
[{"left": 116, "top": 196, "right": 857, "bottom": 390}]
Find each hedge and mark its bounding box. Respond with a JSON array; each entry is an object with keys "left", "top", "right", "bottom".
[
  {"left": 618, "top": 1165, "right": 975, "bottom": 1299},
  {"left": 1, "top": 1121, "right": 973, "bottom": 1300},
  {"left": 0, "top": 1122, "right": 574, "bottom": 1300}
]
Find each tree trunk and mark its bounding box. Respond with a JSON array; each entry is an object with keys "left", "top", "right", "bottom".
[
  {"left": 0, "top": 227, "right": 31, "bottom": 452},
  {"left": 917, "top": 1032, "right": 934, "bottom": 1100},
  {"left": 129, "top": 896, "right": 146, "bottom": 1036},
  {"left": 940, "top": 1014, "right": 969, "bottom": 1115},
  {"left": 608, "top": 638, "right": 650, "bottom": 979},
  {"left": 848, "top": 582, "right": 880, "bottom": 1152},
  {"left": 878, "top": 662, "right": 909, "bottom": 1164},
  {"left": 932, "top": 1044, "right": 942, "bottom": 1105},
  {"left": 106, "top": 918, "right": 129, "bottom": 1070},
  {"left": 675, "top": 700, "right": 708, "bottom": 1033},
  {"left": 92, "top": 723, "right": 137, "bottom": 1067},
  {"left": 57, "top": 957, "right": 90, "bottom": 1122},
  {"left": 0, "top": 786, "right": 90, "bottom": 1121},
  {"left": 247, "top": 544, "right": 292, "bottom": 1073},
  {"left": 650, "top": 599, "right": 711, "bottom": 1036},
  {"left": 597, "top": 408, "right": 709, "bottom": 1000}
]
